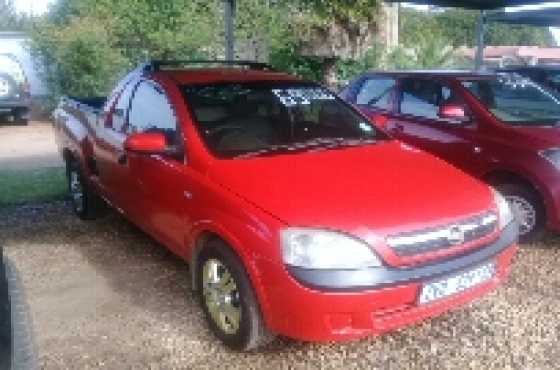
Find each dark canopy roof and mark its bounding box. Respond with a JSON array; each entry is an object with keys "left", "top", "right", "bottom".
[
  {"left": 487, "top": 7, "right": 560, "bottom": 27},
  {"left": 384, "top": 1, "right": 548, "bottom": 10}
]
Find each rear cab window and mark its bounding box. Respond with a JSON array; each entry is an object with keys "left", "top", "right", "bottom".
[{"left": 110, "top": 80, "right": 138, "bottom": 132}]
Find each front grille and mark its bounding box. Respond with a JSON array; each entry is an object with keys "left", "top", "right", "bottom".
[{"left": 387, "top": 212, "right": 498, "bottom": 257}]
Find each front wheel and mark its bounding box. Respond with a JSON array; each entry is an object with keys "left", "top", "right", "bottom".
[
  {"left": 12, "top": 108, "right": 29, "bottom": 125},
  {"left": 496, "top": 183, "right": 545, "bottom": 243},
  {"left": 197, "top": 239, "right": 274, "bottom": 350}
]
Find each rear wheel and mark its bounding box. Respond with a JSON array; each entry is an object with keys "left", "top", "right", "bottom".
[
  {"left": 197, "top": 239, "right": 274, "bottom": 350},
  {"left": 496, "top": 183, "right": 545, "bottom": 243},
  {"left": 66, "top": 160, "right": 104, "bottom": 220}
]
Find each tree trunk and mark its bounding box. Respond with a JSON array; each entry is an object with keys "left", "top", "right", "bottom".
[{"left": 321, "top": 58, "right": 337, "bottom": 88}]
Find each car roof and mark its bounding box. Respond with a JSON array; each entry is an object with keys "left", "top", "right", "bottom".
[
  {"left": 499, "top": 64, "right": 560, "bottom": 71},
  {"left": 364, "top": 69, "right": 498, "bottom": 80},
  {"left": 155, "top": 68, "right": 301, "bottom": 85}
]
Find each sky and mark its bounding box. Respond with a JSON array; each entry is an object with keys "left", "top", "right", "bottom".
[
  {"left": 11, "top": 0, "right": 560, "bottom": 45},
  {"left": 13, "top": 0, "right": 54, "bottom": 16}
]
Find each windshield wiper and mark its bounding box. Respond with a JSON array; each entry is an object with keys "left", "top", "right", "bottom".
[{"left": 234, "top": 137, "right": 377, "bottom": 159}]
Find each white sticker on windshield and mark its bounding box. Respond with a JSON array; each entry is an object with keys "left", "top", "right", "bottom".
[{"left": 272, "top": 88, "right": 335, "bottom": 107}]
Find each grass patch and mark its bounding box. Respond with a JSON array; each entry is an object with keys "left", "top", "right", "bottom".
[{"left": 0, "top": 167, "right": 67, "bottom": 207}]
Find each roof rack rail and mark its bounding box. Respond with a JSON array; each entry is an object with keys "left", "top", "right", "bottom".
[{"left": 143, "top": 60, "right": 276, "bottom": 72}]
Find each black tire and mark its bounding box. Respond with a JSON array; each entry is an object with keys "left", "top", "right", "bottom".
[
  {"left": 496, "top": 183, "right": 545, "bottom": 243},
  {"left": 197, "top": 239, "right": 274, "bottom": 351},
  {"left": 12, "top": 109, "right": 28, "bottom": 125},
  {"left": 66, "top": 160, "right": 105, "bottom": 220},
  {"left": 1, "top": 252, "right": 39, "bottom": 370}
]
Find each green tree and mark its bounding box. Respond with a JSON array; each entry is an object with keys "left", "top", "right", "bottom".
[
  {"left": 31, "top": 17, "right": 128, "bottom": 99},
  {"left": 292, "top": 0, "right": 382, "bottom": 85},
  {"left": 0, "top": 0, "right": 30, "bottom": 31},
  {"left": 403, "top": 7, "right": 555, "bottom": 48},
  {"left": 30, "top": 0, "right": 225, "bottom": 104}
]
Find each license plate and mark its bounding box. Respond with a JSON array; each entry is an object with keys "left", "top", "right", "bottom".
[{"left": 419, "top": 261, "right": 496, "bottom": 305}]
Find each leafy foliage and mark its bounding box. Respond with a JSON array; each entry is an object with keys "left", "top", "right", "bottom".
[
  {"left": 401, "top": 7, "right": 554, "bottom": 48},
  {"left": 30, "top": 1, "right": 557, "bottom": 101},
  {"left": 30, "top": 0, "right": 224, "bottom": 104},
  {"left": 0, "top": 0, "right": 30, "bottom": 31}
]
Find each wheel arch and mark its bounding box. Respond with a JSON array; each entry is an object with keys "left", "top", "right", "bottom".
[
  {"left": 482, "top": 168, "right": 547, "bottom": 218},
  {"left": 190, "top": 228, "right": 252, "bottom": 292},
  {"left": 482, "top": 169, "right": 541, "bottom": 197},
  {"left": 188, "top": 225, "right": 273, "bottom": 328}
]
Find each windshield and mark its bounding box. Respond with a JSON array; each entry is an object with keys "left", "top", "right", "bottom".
[
  {"left": 461, "top": 73, "right": 560, "bottom": 126},
  {"left": 183, "top": 82, "right": 387, "bottom": 158}
]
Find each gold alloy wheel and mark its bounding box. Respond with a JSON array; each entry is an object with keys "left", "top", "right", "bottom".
[{"left": 202, "top": 258, "right": 241, "bottom": 335}]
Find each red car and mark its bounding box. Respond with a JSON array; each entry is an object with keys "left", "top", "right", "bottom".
[
  {"left": 343, "top": 70, "right": 560, "bottom": 242},
  {"left": 54, "top": 62, "right": 517, "bottom": 350}
]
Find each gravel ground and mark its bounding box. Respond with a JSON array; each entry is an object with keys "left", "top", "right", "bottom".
[{"left": 1, "top": 202, "right": 559, "bottom": 369}]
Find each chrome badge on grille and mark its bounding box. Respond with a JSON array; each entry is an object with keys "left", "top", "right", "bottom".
[{"left": 387, "top": 212, "right": 498, "bottom": 257}]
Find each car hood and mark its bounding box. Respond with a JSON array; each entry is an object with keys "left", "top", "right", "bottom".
[{"left": 208, "top": 141, "right": 493, "bottom": 238}]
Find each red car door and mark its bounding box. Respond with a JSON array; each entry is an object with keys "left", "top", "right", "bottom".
[
  {"left": 386, "top": 77, "right": 482, "bottom": 174},
  {"left": 92, "top": 78, "right": 139, "bottom": 211},
  {"left": 123, "top": 80, "right": 189, "bottom": 255}
]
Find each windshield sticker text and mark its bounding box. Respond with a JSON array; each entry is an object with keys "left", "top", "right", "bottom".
[{"left": 272, "top": 88, "right": 335, "bottom": 107}]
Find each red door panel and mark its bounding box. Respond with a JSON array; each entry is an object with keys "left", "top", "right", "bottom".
[{"left": 127, "top": 154, "right": 188, "bottom": 255}]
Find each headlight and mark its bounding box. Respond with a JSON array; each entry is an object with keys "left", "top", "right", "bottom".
[
  {"left": 280, "top": 228, "right": 382, "bottom": 269},
  {"left": 539, "top": 148, "right": 560, "bottom": 170},
  {"left": 492, "top": 188, "right": 514, "bottom": 229}
]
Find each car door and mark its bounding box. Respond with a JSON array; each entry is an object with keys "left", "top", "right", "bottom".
[
  {"left": 350, "top": 75, "right": 398, "bottom": 127},
  {"left": 124, "top": 80, "right": 188, "bottom": 254},
  {"left": 386, "top": 77, "right": 480, "bottom": 173},
  {"left": 92, "top": 78, "right": 139, "bottom": 211}
]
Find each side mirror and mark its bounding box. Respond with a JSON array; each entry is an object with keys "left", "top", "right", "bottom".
[
  {"left": 370, "top": 113, "right": 388, "bottom": 128},
  {"left": 438, "top": 103, "right": 470, "bottom": 123},
  {"left": 124, "top": 132, "right": 167, "bottom": 154}
]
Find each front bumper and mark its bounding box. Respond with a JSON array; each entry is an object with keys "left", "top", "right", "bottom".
[
  {"left": 256, "top": 222, "right": 518, "bottom": 341},
  {"left": 0, "top": 99, "right": 29, "bottom": 112}
]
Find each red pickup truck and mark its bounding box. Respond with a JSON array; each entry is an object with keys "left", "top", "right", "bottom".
[
  {"left": 343, "top": 70, "right": 560, "bottom": 242},
  {"left": 54, "top": 61, "right": 517, "bottom": 350}
]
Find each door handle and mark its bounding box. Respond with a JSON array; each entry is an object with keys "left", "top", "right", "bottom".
[{"left": 117, "top": 153, "right": 127, "bottom": 165}]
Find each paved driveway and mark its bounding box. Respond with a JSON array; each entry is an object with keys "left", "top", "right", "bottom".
[{"left": 0, "top": 121, "right": 62, "bottom": 171}]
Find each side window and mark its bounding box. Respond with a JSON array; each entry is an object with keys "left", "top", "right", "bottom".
[
  {"left": 356, "top": 78, "right": 396, "bottom": 110},
  {"left": 127, "top": 81, "right": 178, "bottom": 141},
  {"left": 400, "top": 79, "right": 460, "bottom": 120},
  {"left": 111, "top": 80, "right": 138, "bottom": 132}
]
